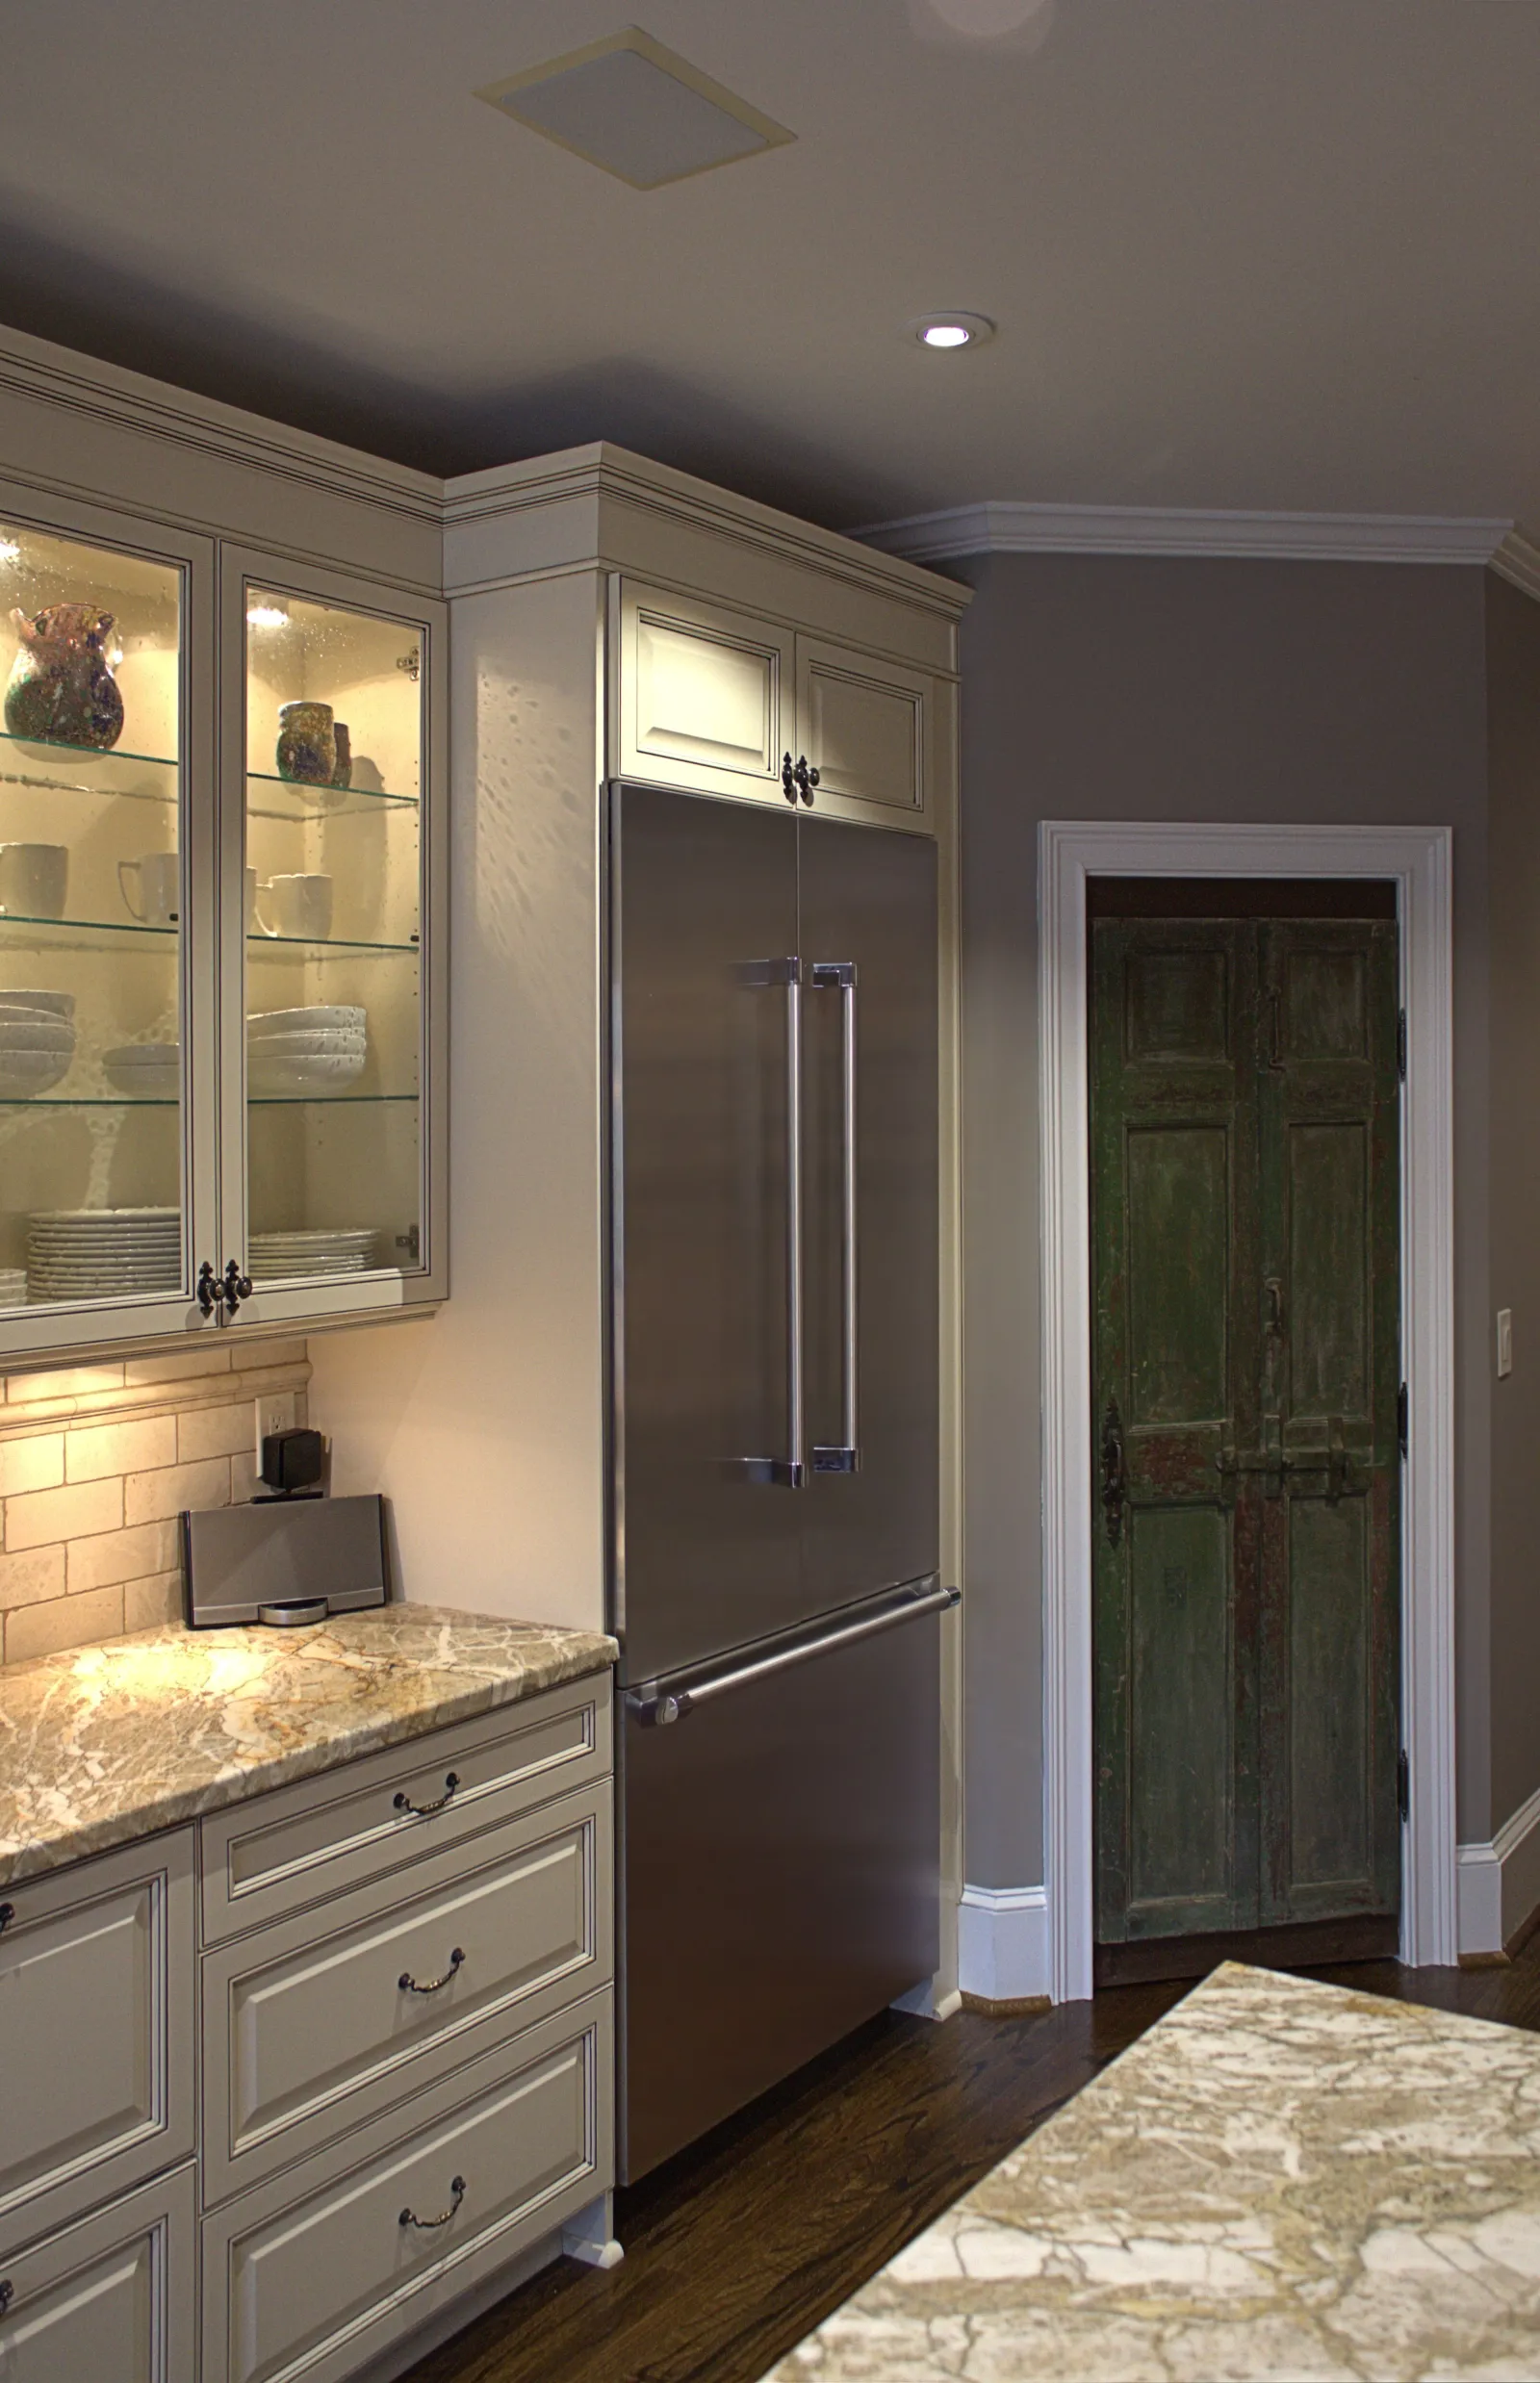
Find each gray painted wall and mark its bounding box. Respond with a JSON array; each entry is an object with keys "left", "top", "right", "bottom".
[
  {"left": 955, "top": 552, "right": 1493, "bottom": 1888},
  {"left": 1483, "top": 573, "right": 1540, "bottom": 1840}
]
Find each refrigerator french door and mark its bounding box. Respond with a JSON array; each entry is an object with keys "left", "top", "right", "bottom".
[{"left": 610, "top": 780, "right": 944, "bottom": 2181}]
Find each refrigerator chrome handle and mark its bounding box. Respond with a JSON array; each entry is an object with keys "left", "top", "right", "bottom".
[
  {"left": 742, "top": 957, "right": 806, "bottom": 1489},
  {"left": 626, "top": 1581, "right": 960, "bottom": 1725},
  {"left": 811, "top": 961, "right": 859, "bottom": 1475}
]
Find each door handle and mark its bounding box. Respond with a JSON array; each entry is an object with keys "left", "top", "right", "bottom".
[
  {"left": 1101, "top": 1398, "right": 1126, "bottom": 1545},
  {"left": 742, "top": 959, "right": 805, "bottom": 1487},
  {"left": 810, "top": 961, "right": 860, "bottom": 1475}
]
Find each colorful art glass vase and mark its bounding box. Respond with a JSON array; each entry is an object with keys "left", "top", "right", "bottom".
[
  {"left": 276, "top": 701, "right": 336, "bottom": 785},
  {"left": 5, "top": 604, "right": 124, "bottom": 750}
]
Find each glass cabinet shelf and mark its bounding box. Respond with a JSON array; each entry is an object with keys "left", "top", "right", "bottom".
[
  {"left": 0, "top": 729, "right": 178, "bottom": 803},
  {"left": 0, "top": 913, "right": 176, "bottom": 948},
  {"left": 245, "top": 932, "right": 420, "bottom": 959},
  {"left": 249, "top": 1092, "right": 420, "bottom": 1107},
  {"left": 246, "top": 769, "right": 417, "bottom": 822}
]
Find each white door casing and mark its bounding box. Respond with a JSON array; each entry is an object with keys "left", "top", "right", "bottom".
[{"left": 1038, "top": 821, "right": 1455, "bottom": 2000}]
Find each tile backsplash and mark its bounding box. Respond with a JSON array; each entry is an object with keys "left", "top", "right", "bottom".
[{"left": 0, "top": 1339, "right": 310, "bottom": 1664}]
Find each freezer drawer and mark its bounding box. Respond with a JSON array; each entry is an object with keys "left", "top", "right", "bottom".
[{"left": 619, "top": 1594, "right": 941, "bottom": 2181}]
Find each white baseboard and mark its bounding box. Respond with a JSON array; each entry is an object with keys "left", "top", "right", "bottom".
[
  {"left": 958, "top": 1883, "right": 1049, "bottom": 2002},
  {"left": 1458, "top": 1781, "right": 1540, "bottom": 1953}
]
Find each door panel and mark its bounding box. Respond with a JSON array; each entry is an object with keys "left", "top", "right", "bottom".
[
  {"left": 1093, "top": 907, "right": 1399, "bottom": 1950},
  {"left": 612, "top": 783, "right": 802, "bottom": 1681},
  {"left": 619, "top": 1604, "right": 940, "bottom": 2182},
  {"left": 796, "top": 816, "right": 938, "bottom": 1613}
]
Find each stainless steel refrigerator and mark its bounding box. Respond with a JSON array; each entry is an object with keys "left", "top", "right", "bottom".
[{"left": 610, "top": 779, "right": 948, "bottom": 2182}]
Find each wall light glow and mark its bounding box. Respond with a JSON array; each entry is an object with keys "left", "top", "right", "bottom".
[{"left": 245, "top": 603, "right": 290, "bottom": 629}]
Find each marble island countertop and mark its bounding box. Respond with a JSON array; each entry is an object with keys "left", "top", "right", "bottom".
[
  {"left": 768, "top": 1961, "right": 1540, "bottom": 2383},
  {"left": 0, "top": 1604, "right": 617, "bottom": 1890}
]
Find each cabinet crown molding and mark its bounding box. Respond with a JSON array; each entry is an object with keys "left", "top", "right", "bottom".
[
  {"left": 443, "top": 440, "right": 971, "bottom": 617},
  {"left": 858, "top": 498, "right": 1539, "bottom": 577}
]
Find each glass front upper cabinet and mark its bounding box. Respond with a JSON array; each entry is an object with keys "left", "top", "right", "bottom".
[
  {"left": 0, "top": 500, "right": 213, "bottom": 1342},
  {"left": 224, "top": 558, "right": 444, "bottom": 1320}
]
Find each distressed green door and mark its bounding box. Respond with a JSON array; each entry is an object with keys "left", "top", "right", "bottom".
[{"left": 1091, "top": 910, "right": 1400, "bottom": 1948}]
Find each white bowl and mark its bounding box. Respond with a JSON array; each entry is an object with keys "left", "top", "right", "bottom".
[
  {"left": 249, "top": 1050, "right": 366, "bottom": 1094},
  {"left": 0, "top": 1052, "right": 70, "bottom": 1097},
  {"left": 247, "top": 1029, "right": 366, "bottom": 1056},
  {"left": 0, "top": 989, "right": 74, "bottom": 1019},
  {"left": 104, "top": 1046, "right": 179, "bottom": 1098},
  {"left": 0, "top": 1022, "right": 75, "bottom": 1052},
  {"left": 247, "top": 1006, "right": 365, "bottom": 1036}
]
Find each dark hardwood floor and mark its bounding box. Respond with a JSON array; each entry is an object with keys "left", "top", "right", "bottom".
[{"left": 400, "top": 1939, "right": 1540, "bottom": 2383}]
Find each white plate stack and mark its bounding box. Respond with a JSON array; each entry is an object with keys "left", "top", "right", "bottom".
[
  {"left": 27, "top": 1208, "right": 180, "bottom": 1303},
  {"left": 249, "top": 1227, "right": 378, "bottom": 1281},
  {"left": 248, "top": 1005, "right": 366, "bottom": 1096},
  {"left": 0, "top": 989, "right": 75, "bottom": 1099},
  {"left": 104, "top": 1042, "right": 179, "bottom": 1100},
  {"left": 0, "top": 1267, "right": 26, "bottom": 1307}
]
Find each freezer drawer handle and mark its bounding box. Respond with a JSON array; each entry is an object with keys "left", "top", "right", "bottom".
[
  {"left": 810, "top": 960, "right": 860, "bottom": 1475},
  {"left": 628, "top": 1582, "right": 960, "bottom": 1726},
  {"left": 742, "top": 956, "right": 806, "bottom": 1489}
]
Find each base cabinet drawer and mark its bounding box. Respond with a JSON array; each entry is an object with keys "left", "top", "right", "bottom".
[
  {"left": 199, "top": 1676, "right": 612, "bottom": 1945},
  {"left": 0, "top": 1830, "right": 194, "bottom": 2252},
  {"left": 0, "top": 2165, "right": 195, "bottom": 2383},
  {"left": 202, "top": 1781, "right": 612, "bottom": 2203},
  {"left": 201, "top": 1988, "right": 613, "bottom": 2383}
]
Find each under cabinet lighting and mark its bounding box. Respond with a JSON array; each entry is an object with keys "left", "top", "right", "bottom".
[
  {"left": 0, "top": 538, "right": 19, "bottom": 563},
  {"left": 246, "top": 604, "right": 290, "bottom": 629},
  {"left": 911, "top": 313, "right": 996, "bottom": 349}
]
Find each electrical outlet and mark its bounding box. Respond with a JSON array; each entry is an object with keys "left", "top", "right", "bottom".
[
  {"left": 254, "top": 1391, "right": 296, "bottom": 1460},
  {"left": 1498, "top": 1308, "right": 1513, "bottom": 1380}
]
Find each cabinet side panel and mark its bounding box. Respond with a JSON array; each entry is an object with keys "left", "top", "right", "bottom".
[{"left": 309, "top": 572, "right": 606, "bottom": 1630}]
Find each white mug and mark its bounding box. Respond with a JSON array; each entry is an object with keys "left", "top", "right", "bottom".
[
  {"left": 0, "top": 842, "right": 67, "bottom": 920},
  {"left": 244, "top": 866, "right": 258, "bottom": 933},
  {"left": 118, "top": 851, "right": 180, "bottom": 928},
  {"left": 256, "top": 873, "right": 332, "bottom": 941}
]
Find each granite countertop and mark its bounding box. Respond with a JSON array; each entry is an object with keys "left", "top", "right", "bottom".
[
  {"left": 0, "top": 1604, "right": 618, "bottom": 1890},
  {"left": 768, "top": 1960, "right": 1540, "bottom": 2382}
]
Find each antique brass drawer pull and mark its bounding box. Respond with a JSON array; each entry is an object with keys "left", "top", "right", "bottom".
[
  {"left": 399, "top": 2175, "right": 465, "bottom": 2231},
  {"left": 398, "top": 1945, "right": 465, "bottom": 1995},
  {"left": 0, "top": 2279, "right": 13, "bottom": 2317},
  {"left": 0, "top": 1902, "right": 13, "bottom": 1935},
  {"left": 393, "top": 1771, "right": 459, "bottom": 1819}
]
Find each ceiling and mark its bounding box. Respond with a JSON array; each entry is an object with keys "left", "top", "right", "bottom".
[{"left": 3, "top": 1, "right": 1539, "bottom": 533}]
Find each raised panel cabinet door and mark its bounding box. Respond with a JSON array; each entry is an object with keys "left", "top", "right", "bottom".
[
  {"left": 0, "top": 1828, "right": 194, "bottom": 2252},
  {"left": 616, "top": 580, "right": 793, "bottom": 803},
  {"left": 1091, "top": 922, "right": 1261, "bottom": 1942},
  {"left": 794, "top": 636, "right": 934, "bottom": 829},
  {"left": 0, "top": 2165, "right": 195, "bottom": 2383},
  {"left": 1257, "top": 920, "right": 1400, "bottom": 1925}
]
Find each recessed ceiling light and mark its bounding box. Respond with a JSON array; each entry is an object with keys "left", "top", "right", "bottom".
[
  {"left": 911, "top": 313, "right": 996, "bottom": 349},
  {"left": 475, "top": 28, "right": 795, "bottom": 191}
]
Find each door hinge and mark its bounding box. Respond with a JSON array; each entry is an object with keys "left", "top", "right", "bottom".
[
  {"left": 1397, "top": 1381, "right": 1409, "bottom": 1459},
  {"left": 1398, "top": 1748, "right": 1411, "bottom": 1824},
  {"left": 1397, "top": 1008, "right": 1407, "bottom": 1082}
]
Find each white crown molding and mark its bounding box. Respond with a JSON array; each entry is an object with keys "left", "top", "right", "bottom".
[
  {"left": 858, "top": 500, "right": 1523, "bottom": 570},
  {"left": 444, "top": 441, "right": 971, "bottom": 617}
]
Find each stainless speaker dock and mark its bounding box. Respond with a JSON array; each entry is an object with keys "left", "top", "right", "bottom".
[{"left": 182, "top": 1496, "right": 388, "bottom": 1628}]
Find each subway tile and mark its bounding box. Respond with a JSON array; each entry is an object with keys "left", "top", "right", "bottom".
[
  {"left": 0, "top": 1544, "right": 66, "bottom": 1614},
  {"left": 0, "top": 1433, "right": 64, "bottom": 1498},
  {"left": 231, "top": 1338, "right": 309, "bottom": 1374},
  {"left": 123, "top": 1571, "right": 183, "bottom": 1634},
  {"left": 178, "top": 1402, "right": 258, "bottom": 1464},
  {"left": 5, "top": 1475, "right": 122, "bottom": 1553},
  {"left": 65, "top": 1415, "right": 177, "bottom": 1484},
  {"left": 5, "top": 1364, "right": 125, "bottom": 1407},
  {"left": 67, "top": 1520, "right": 180, "bottom": 1596},
  {"left": 122, "top": 1345, "right": 233, "bottom": 1387},
  {"left": 6, "top": 1584, "right": 124, "bottom": 1665},
  {"left": 124, "top": 1456, "right": 229, "bottom": 1528}
]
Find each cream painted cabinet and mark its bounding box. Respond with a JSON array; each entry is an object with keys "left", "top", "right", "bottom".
[
  {"left": 0, "top": 2167, "right": 196, "bottom": 2383},
  {"left": 0, "top": 484, "right": 446, "bottom": 1372},
  {"left": 614, "top": 577, "right": 943, "bottom": 831},
  {"left": 0, "top": 1674, "right": 615, "bottom": 2383}
]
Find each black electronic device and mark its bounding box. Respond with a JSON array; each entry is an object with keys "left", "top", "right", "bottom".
[{"left": 259, "top": 1425, "right": 326, "bottom": 1498}]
